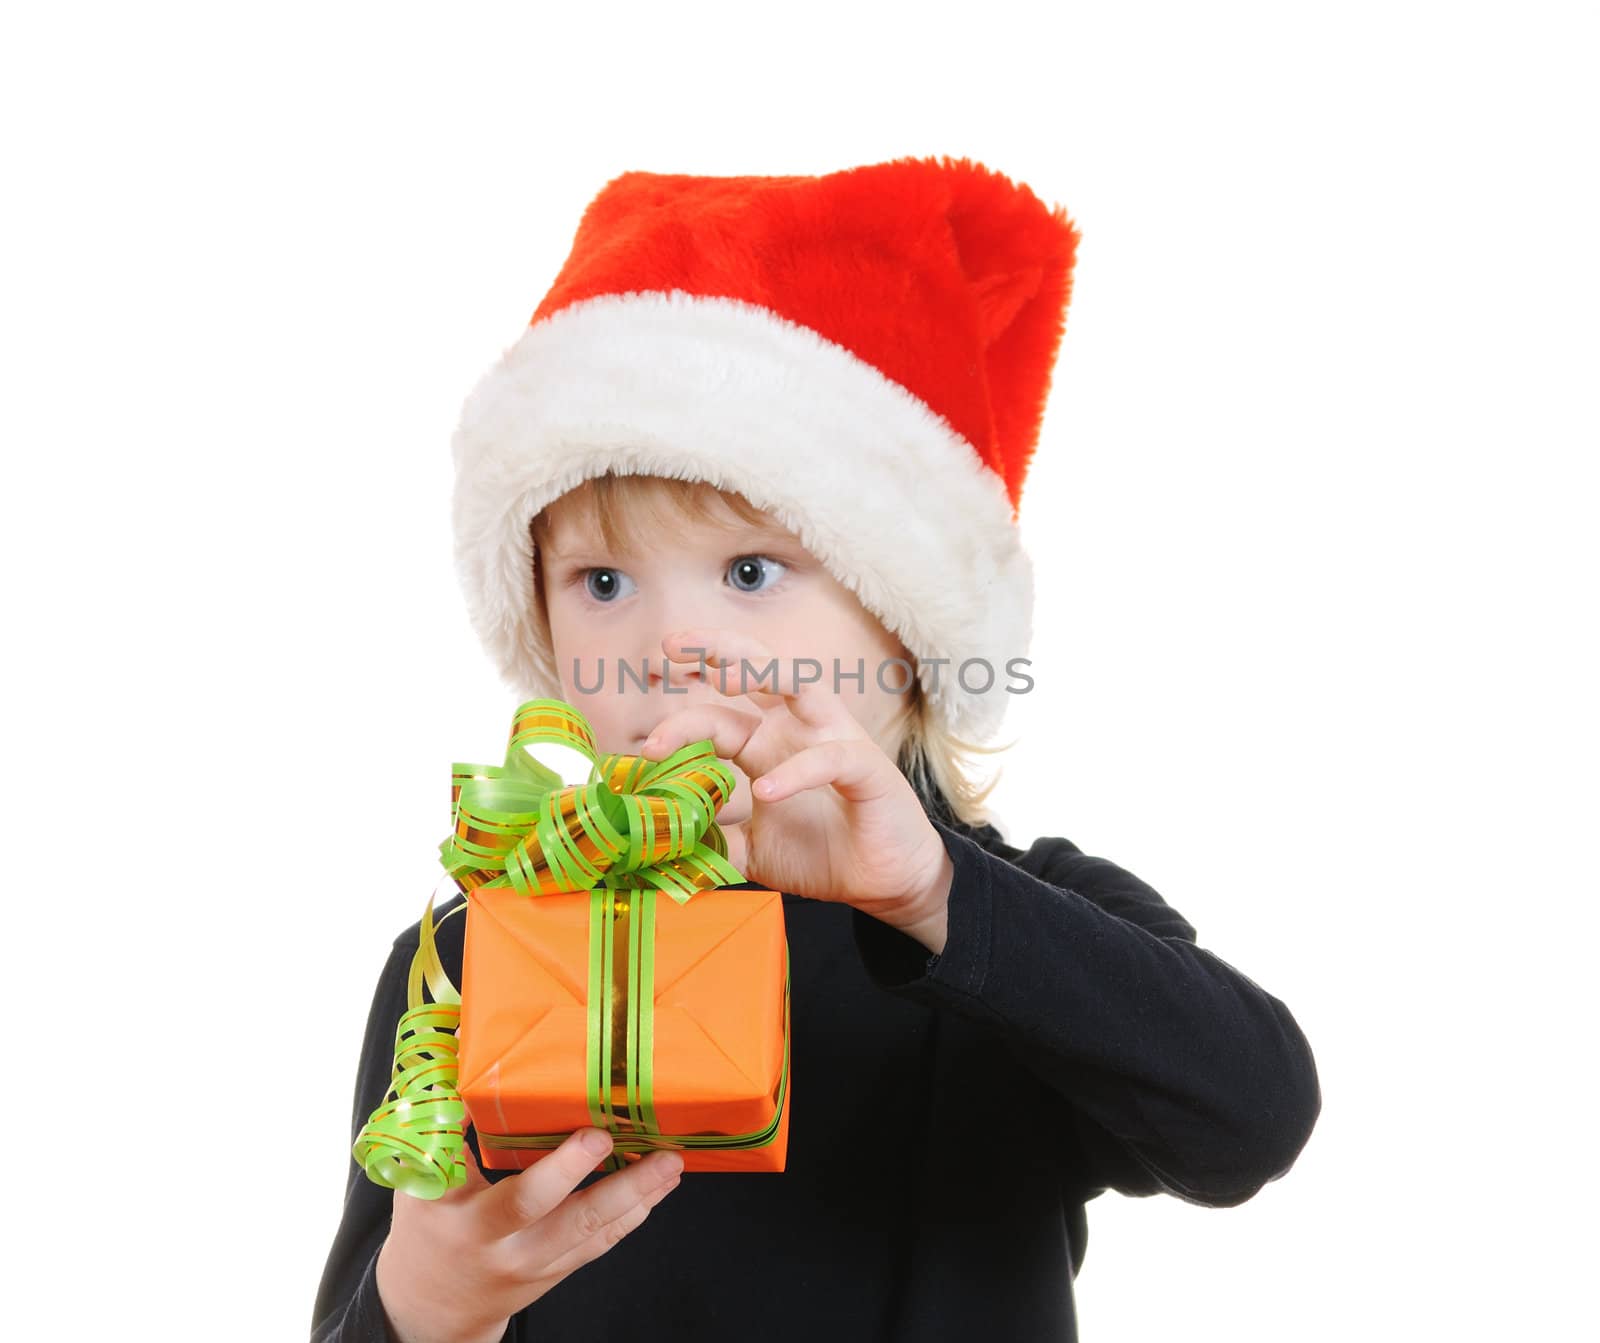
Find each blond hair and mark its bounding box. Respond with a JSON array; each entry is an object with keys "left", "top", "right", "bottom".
[{"left": 528, "top": 472, "right": 1013, "bottom": 830}]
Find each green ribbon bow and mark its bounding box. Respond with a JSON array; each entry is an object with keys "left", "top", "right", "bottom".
[{"left": 352, "top": 698, "right": 752, "bottom": 1199}]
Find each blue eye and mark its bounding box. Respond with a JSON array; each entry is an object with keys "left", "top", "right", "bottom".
[
  {"left": 584, "top": 568, "right": 637, "bottom": 603},
  {"left": 728, "top": 555, "right": 788, "bottom": 594}
]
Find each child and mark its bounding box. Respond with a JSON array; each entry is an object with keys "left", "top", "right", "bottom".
[{"left": 311, "top": 156, "right": 1321, "bottom": 1343}]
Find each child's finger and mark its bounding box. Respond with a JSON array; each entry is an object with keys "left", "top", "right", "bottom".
[
  {"left": 515, "top": 1148, "right": 685, "bottom": 1280},
  {"left": 662, "top": 629, "right": 857, "bottom": 734},
  {"left": 477, "top": 1127, "right": 616, "bottom": 1240},
  {"left": 639, "top": 700, "right": 770, "bottom": 774},
  {"left": 752, "top": 736, "right": 892, "bottom": 805}
]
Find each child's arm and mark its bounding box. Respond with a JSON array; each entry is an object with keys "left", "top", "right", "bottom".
[
  {"left": 312, "top": 931, "right": 414, "bottom": 1341},
  {"left": 850, "top": 819, "right": 1322, "bottom": 1209}
]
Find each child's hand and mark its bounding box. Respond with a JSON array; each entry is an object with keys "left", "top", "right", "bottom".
[
  {"left": 640, "top": 628, "right": 956, "bottom": 952},
  {"left": 375, "top": 1126, "right": 683, "bottom": 1343}
]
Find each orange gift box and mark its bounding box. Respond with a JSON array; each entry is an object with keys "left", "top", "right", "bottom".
[{"left": 456, "top": 881, "right": 791, "bottom": 1173}]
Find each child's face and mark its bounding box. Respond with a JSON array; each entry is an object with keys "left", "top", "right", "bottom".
[{"left": 536, "top": 486, "right": 915, "bottom": 824}]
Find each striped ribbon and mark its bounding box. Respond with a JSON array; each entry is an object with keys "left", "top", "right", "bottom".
[{"left": 352, "top": 698, "right": 762, "bottom": 1198}]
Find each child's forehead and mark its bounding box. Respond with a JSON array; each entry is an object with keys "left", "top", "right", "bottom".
[{"left": 539, "top": 482, "right": 801, "bottom": 554}]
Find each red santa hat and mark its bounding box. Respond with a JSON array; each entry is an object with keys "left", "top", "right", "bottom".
[{"left": 451, "top": 154, "right": 1080, "bottom": 743}]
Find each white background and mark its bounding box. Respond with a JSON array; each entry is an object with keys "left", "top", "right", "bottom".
[{"left": 5, "top": 1, "right": 1595, "bottom": 1338}]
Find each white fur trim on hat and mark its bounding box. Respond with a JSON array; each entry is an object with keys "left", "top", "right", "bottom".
[{"left": 450, "top": 289, "right": 1033, "bottom": 742}]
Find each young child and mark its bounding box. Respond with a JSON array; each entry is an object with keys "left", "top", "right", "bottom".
[{"left": 311, "top": 155, "right": 1321, "bottom": 1343}]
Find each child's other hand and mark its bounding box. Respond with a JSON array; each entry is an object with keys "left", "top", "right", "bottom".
[
  {"left": 374, "top": 1126, "right": 682, "bottom": 1343},
  {"left": 640, "top": 628, "right": 955, "bottom": 949}
]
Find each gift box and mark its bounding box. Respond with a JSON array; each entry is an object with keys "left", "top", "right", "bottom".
[
  {"left": 353, "top": 697, "right": 791, "bottom": 1198},
  {"left": 457, "top": 880, "right": 790, "bottom": 1173}
]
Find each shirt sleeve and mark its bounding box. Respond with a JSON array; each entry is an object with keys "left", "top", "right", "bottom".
[
  {"left": 850, "top": 818, "right": 1322, "bottom": 1208},
  {"left": 310, "top": 930, "right": 419, "bottom": 1342}
]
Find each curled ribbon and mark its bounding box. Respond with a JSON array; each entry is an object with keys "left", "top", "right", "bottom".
[{"left": 352, "top": 698, "right": 746, "bottom": 1199}]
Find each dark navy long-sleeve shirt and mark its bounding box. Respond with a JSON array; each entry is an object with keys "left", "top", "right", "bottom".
[{"left": 311, "top": 792, "right": 1321, "bottom": 1341}]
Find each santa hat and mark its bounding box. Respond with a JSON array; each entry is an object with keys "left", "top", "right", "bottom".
[{"left": 451, "top": 154, "right": 1080, "bottom": 743}]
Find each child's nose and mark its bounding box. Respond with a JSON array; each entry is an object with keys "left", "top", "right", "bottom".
[{"left": 649, "top": 659, "right": 704, "bottom": 692}]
